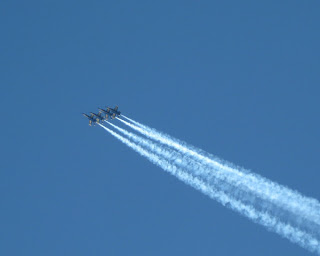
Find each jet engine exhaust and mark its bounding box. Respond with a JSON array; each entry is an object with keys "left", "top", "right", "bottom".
[{"left": 99, "top": 118, "right": 320, "bottom": 254}]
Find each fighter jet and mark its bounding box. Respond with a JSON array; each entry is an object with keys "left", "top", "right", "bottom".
[
  {"left": 106, "top": 106, "right": 121, "bottom": 118},
  {"left": 90, "top": 112, "right": 105, "bottom": 123},
  {"left": 82, "top": 113, "right": 98, "bottom": 126},
  {"left": 98, "top": 108, "right": 113, "bottom": 121},
  {"left": 98, "top": 106, "right": 119, "bottom": 120}
]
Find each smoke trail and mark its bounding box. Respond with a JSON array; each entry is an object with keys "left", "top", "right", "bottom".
[
  {"left": 108, "top": 121, "right": 271, "bottom": 199},
  {"left": 108, "top": 121, "right": 247, "bottom": 189},
  {"left": 99, "top": 123, "right": 320, "bottom": 254},
  {"left": 119, "top": 116, "right": 320, "bottom": 226},
  {"left": 107, "top": 122, "right": 199, "bottom": 170}
]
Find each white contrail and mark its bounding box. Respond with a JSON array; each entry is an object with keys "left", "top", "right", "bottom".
[
  {"left": 108, "top": 121, "right": 245, "bottom": 190},
  {"left": 107, "top": 122, "right": 320, "bottom": 248},
  {"left": 99, "top": 123, "right": 320, "bottom": 254},
  {"left": 107, "top": 122, "right": 199, "bottom": 170},
  {"left": 119, "top": 116, "right": 320, "bottom": 226},
  {"left": 108, "top": 121, "right": 277, "bottom": 205}
]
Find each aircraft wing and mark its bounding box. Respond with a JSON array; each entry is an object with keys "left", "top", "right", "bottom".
[
  {"left": 114, "top": 106, "right": 118, "bottom": 111},
  {"left": 90, "top": 113, "right": 94, "bottom": 118}
]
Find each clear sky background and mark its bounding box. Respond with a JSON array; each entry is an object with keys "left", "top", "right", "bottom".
[{"left": 1, "top": 1, "right": 320, "bottom": 255}]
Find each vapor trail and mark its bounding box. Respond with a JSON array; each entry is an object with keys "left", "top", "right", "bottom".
[
  {"left": 108, "top": 122, "right": 267, "bottom": 196},
  {"left": 108, "top": 122, "right": 244, "bottom": 186},
  {"left": 99, "top": 123, "right": 320, "bottom": 254},
  {"left": 119, "top": 116, "right": 320, "bottom": 226}
]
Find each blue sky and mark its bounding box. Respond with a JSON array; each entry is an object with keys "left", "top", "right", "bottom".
[{"left": 1, "top": 1, "right": 320, "bottom": 255}]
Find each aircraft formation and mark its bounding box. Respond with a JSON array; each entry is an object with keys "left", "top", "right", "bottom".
[{"left": 82, "top": 106, "right": 121, "bottom": 126}]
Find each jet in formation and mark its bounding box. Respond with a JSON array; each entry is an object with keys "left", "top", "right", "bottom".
[
  {"left": 82, "top": 113, "right": 100, "bottom": 126},
  {"left": 91, "top": 112, "right": 105, "bottom": 123},
  {"left": 98, "top": 106, "right": 121, "bottom": 120},
  {"left": 83, "top": 106, "right": 121, "bottom": 126}
]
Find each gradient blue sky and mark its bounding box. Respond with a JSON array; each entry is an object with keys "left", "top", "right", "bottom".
[{"left": 1, "top": 1, "right": 320, "bottom": 255}]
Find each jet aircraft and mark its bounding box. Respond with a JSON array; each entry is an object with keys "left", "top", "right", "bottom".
[
  {"left": 97, "top": 108, "right": 114, "bottom": 120},
  {"left": 82, "top": 113, "right": 98, "bottom": 126},
  {"left": 90, "top": 112, "right": 105, "bottom": 123},
  {"left": 107, "top": 106, "right": 121, "bottom": 117},
  {"left": 98, "top": 106, "right": 120, "bottom": 119}
]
